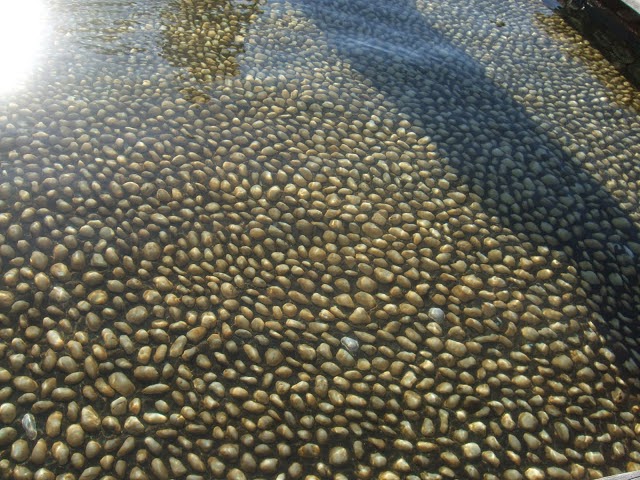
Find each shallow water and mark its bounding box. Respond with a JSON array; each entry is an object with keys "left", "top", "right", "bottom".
[{"left": 1, "top": 0, "right": 640, "bottom": 478}]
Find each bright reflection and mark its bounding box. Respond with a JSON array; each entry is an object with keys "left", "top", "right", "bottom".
[{"left": 0, "top": 0, "right": 48, "bottom": 94}]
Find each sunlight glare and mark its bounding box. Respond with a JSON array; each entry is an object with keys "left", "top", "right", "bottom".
[{"left": 0, "top": 0, "right": 48, "bottom": 94}]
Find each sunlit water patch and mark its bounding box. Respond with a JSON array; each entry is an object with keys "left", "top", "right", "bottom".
[{"left": 0, "top": 0, "right": 48, "bottom": 94}]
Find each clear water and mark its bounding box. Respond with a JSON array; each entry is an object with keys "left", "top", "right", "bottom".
[{"left": 1, "top": 0, "right": 640, "bottom": 478}]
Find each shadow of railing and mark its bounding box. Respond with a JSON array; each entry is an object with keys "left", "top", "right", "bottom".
[{"left": 295, "top": 0, "right": 640, "bottom": 385}]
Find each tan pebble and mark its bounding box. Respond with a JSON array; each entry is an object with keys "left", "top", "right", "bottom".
[
  {"left": 362, "top": 222, "right": 383, "bottom": 237},
  {"left": 536, "top": 269, "right": 554, "bottom": 281},
  {"left": 482, "top": 450, "right": 500, "bottom": 467},
  {"left": 186, "top": 326, "right": 207, "bottom": 344},
  {"left": 440, "top": 451, "right": 460, "bottom": 468},
  {"left": 11, "top": 439, "right": 30, "bottom": 462},
  {"left": 108, "top": 372, "right": 135, "bottom": 396},
  {"left": 49, "top": 286, "right": 70, "bottom": 303},
  {"left": 151, "top": 458, "right": 169, "bottom": 480},
  {"left": 448, "top": 191, "right": 466, "bottom": 204},
  {"left": 443, "top": 338, "right": 466, "bottom": 356},
  {"left": 356, "top": 277, "right": 377, "bottom": 293},
  {"left": 0, "top": 403, "right": 16, "bottom": 423},
  {"left": 110, "top": 397, "right": 127, "bottom": 416},
  {"left": 546, "top": 466, "right": 572, "bottom": 479},
  {"left": 45, "top": 411, "right": 63, "bottom": 437},
  {"left": 141, "top": 384, "right": 171, "bottom": 395},
  {"left": 169, "top": 336, "right": 187, "bottom": 357},
  {"left": 227, "top": 468, "right": 247, "bottom": 480},
  {"left": 51, "top": 387, "right": 75, "bottom": 401},
  {"left": 545, "top": 446, "right": 567, "bottom": 464},
  {"left": 374, "top": 267, "right": 395, "bottom": 284},
  {"left": 328, "top": 446, "right": 349, "bottom": 466},
  {"left": 87, "top": 290, "right": 108, "bottom": 305},
  {"left": 462, "top": 442, "right": 481, "bottom": 459},
  {"left": 512, "top": 375, "right": 531, "bottom": 388},
  {"left": 0, "top": 291, "right": 15, "bottom": 310},
  {"left": 378, "top": 472, "right": 400, "bottom": 480},
  {"left": 551, "top": 354, "right": 573, "bottom": 372},
  {"left": 451, "top": 284, "right": 475, "bottom": 302},
  {"left": 80, "top": 406, "right": 100, "bottom": 432},
  {"left": 185, "top": 452, "right": 206, "bottom": 472},
  {"left": 143, "top": 413, "right": 167, "bottom": 424},
  {"left": 66, "top": 424, "right": 84, "bottom": 447},
  {"left": 354, "top": 291, "right": 376, "bottom": 309},
  {"left": 219, "top": 443, "right": 240, "bottom": 460},
  {"left": 169, "top": 457, "right": 187, "bottom": 476},
  {"left": 308, "top": 246, "right": 327, "bottom": 262},
  {"left": 405, "top": 290, "right": 424, "bottom": 307},
  {"left": 259, "top": 457, "right": 278, "bottom": 473},
  {"left": 51, "top": 441, "right": 69, "bottom": 464},
  {"left": 243, "top": 401, "right": 266, "bottom": 414},
  {"left": 14, "top": 376, "right": 38, "bottom": 393},
  {"left": 349, "top": 307, "right": 370, "bottom": 325},
  {"left": 461, "top": 274, "right": 483, "bottom": 289},
  {"left": 504, "top": 469, "right": 524, "bottom": 480},
  {"left": 521, "top": 327, "right": 539, "bottom": 341},
  {"left": 46, "top": 330, "right": 64, "bottom": 350},
  {"left": 584, "top": 451, "right": 605, "bottom": 465},
  {"left": 265, "top": 348, "right": 284, "bottom": 366},
  {"left": 49, "top": 263, "right": 71, "bottom": 281},
  {"left": 298, "top": 345, "right": 316, "bottom": 361},
  {"left": 126, "top": 306, "right": 148, "bottom": 325},
  {"left": 0, "top": 427, "right": 17, "bottom": 446},
  {"left": 30, "top": 252, "right": 48, "bottom": 270},
  {"left": 220, "top": 283, "right": 237, "bottom": 299},
  {"left": 501, "top": 412, "right": 516, "bottom": 430},
  {"left": 297, "top": 443, "right": 320, "bottom": 458},
  {"left": 143, "top": 289, "right": 162, "bottom": 304},
  {"left": 524, "top": 467, "right": 546, "bottom": 480},
  {"left": 335, "top": 294, "right": 355, "bottom": 308},
  {"left": 124, "top": 416, "right": 145, "bottom": 434},
  {"left": 30, "top": 438, "right": 48, "bottom": 464},
  {"left": 134, "top": 366, "right": 159, "bottom": 382},
  {"left": 153, "top": 276, "right": 173, "bottom": 291},
  {"left": 34, "top": 273, "right": 51, "bottom": 291},
  {"left": 142, "top": 242, "right": 162, "bottom": 261},
  {"left": 336, "top": 349, "right": 355, "bottom": 367}
]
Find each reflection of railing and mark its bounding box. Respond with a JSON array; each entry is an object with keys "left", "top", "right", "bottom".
[
  {"left": 566, "top": 0, "right": 640, "bottom": 35},
  {"left": 555, "top": 0, "right": 640, "bottom": 86}
]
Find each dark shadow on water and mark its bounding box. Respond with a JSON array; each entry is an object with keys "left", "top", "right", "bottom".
[{"left": 296, "top": 0, "right": 640, "bottom": 385}]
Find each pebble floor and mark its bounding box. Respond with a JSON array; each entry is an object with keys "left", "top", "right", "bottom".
[{"left": 1, "top": 0, "right": 640, "bottom": 479}]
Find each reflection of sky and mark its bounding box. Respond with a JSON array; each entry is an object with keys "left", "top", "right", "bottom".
[{"left": 0, "top": 0, "right": 48, "bottom": 94}]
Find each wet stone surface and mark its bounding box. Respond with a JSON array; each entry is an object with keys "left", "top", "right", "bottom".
[{"left": 0, "top": 0, "right": 639, "bottom": 478}]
